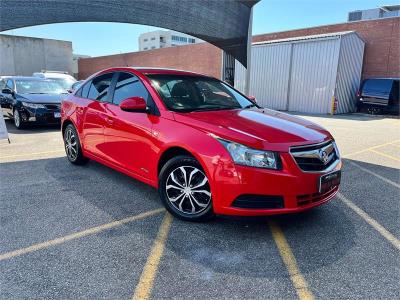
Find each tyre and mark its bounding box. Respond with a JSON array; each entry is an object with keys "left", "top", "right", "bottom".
[
  {"left": 63, "top": 124, "right": 88, "bottom": 165},
  {"left": 13, "top": 108, "right": 24, "bottom": 129},
  {"left": 158, "top": 155, "right": 213, "bottom": 221}
]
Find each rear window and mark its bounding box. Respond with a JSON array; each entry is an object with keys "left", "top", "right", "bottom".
[{"left": 362, "top": 79, "right": 393, "bottom": 94}]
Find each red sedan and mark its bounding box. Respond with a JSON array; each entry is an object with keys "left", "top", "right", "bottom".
[{"left": 61, "top": 67, "right": 341, "bottom": 221}]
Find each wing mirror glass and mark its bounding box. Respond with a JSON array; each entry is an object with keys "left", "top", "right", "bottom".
[{"left": 119, "top": 96, "right": 148, "bottom": 112}]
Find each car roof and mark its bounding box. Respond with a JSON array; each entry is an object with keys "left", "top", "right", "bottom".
[
  {"left": 98, "top": 67, "right": 211, "bottom": 78},
  {"left": 1, "top": 76, "right": 49, "bottom": 81}
]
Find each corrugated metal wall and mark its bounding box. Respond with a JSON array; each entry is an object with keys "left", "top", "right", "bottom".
[
  {"left": 288, "top": 38, "right": 340, "bottom": 113},
  {"left": 234, "top": 32, "right": 365, "bottom": 114},
  {"left": 335, "top": 34, "right": 365, "bottom": 113}
]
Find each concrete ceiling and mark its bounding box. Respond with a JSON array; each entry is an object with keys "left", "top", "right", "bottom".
[{"left": 0, "top": 0, "right": 260, "bottom": 67}]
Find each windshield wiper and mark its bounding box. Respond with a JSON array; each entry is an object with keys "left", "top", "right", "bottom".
[{"left": 243, "top": 103, "right": 257, "bottom": 109}]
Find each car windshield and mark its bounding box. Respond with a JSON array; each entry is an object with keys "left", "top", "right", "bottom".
[
  {"left": 15, "top": 80, "right": 65, "bottom": 94},
  {"left": 148, "top": 74, "right": 257, "bottom": 112},
  {"left": 50, "top": 78, "right": 76, "bottom": 90}
]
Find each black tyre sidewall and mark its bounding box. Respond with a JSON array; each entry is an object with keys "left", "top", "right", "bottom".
[
  {"left": 13, "top": 108, "right": 24, "bottom": 129},
  {"left": 158, "top": 155, "right": 213, "bottom": 222},
  {"left": 64, "top": 124, "right": 88, "bottom": 165}
]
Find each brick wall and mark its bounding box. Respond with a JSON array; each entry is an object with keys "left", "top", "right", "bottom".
[
  {"left": 78, "top": 42, "right": 222, "bottom": 80},
  {"left": 253, "top": 17, "right": 400, "bottom": 79},
  {"left": 78, "top": 17, "right": 399, "bottom": 80}
]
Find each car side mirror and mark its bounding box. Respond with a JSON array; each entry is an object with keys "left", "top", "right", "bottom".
[
  {"left": 67, "top": 89, "right": 74, "bottom": 93},
  {"left": 120, "top": 96, "right": 148, "bottom": 112},
  {"left": 248, "top": 96, "right": 257, "bottom": 103},
  {"left": 2, "top": 88, "right": 13, "bottom": 95}
]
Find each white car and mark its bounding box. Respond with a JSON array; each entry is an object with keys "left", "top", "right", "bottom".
[{"left": 33, "top": 71, "right": 76, "bottom": 90}]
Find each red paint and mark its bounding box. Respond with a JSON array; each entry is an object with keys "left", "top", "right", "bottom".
[{"left": 62, "top": 67, "right": 341, "bottom": 216}]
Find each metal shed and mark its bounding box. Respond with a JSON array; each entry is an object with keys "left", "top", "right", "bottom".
[{"left": 235, "top": 31, "right": 365, "bottom": 114}]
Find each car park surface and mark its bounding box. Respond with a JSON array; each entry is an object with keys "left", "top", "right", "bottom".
[{"left": 0, "top": 113, "right": 399, "bottom": 299}]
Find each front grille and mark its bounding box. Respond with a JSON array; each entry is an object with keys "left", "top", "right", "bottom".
[
  {"left": 290, "top": 140, "right": 339, "bottom": 172},
  {"left": 232, "top": 195, "right": 284, "bottom": 209},
  {"left": 44, "top": 104, "right": 60, "bottom": 110},
  {"left": 296, "top": 186, "right": 338, "bottom": 206}
]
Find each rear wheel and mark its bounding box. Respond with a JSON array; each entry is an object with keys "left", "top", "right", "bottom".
[
  {"left": 63, "top": 124, "right": 88, "bottom": 165},
  {"left": 158, "top": 156, "right": 213, "bottom": 221}
]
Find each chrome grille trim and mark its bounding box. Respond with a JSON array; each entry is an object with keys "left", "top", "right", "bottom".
[{"left": 290, "top": 140, "right": 340, "bottom": 173}]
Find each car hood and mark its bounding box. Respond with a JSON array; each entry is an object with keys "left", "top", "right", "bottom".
[
  {"left": 174, "top": 108, "right": 332, "bottom": 151},
  {"left": 18, "top": 93, "right": 67, "bottom": 104}
]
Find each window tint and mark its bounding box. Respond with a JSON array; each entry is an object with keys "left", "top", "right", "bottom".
[
  {"left": 6, "top": 80, "right": 13, "bottom": 90},
  {"left": 79, "top": 81, "right": 91, "bottom": 98},
  {"left": 88, "top": 73, "right": 114, "bottom": 101},
  {"left": 363, "top": 79, "right": 393, "bottom": 94},
  {"left": 112, "top": 72, "right": 151, "bottom": 105}
]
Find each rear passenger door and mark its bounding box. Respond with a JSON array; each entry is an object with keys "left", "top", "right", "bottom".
[
  {"left": 81, "top": 72, "right": 116, "bottom": 158},
  {"left": 102, "top": 72, "right": 158, "bottom": 177}
]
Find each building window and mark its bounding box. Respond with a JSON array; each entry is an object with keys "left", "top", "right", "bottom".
[
  {"left": 151, "top": 46, "right": 156, "bottom": 49},
  {"left": 144, "top": 47, "right": 148, "bottom": 50},
  {"left": 188, "top": 38, "right": 195, "bottom": 43},
  {"left": 143, "top": 38, "right": 148, "bottom": 42},
  {"left": 151, "top": 37, "right": 155, "bottom": 41},
  {"left": 172, "top": 35, "right": 187, "bottom": 43}
]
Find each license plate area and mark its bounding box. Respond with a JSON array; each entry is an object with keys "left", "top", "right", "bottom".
[
  {"left": 319, "top": 170, "right": 341, "bottom": 193},
  {"left": 54, "top": 112, "right": 61, "bottom": 118}
]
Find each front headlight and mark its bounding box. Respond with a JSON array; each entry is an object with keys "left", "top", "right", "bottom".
[
  {"left": 22, "top": 102, "right": 45, "bottom": 109},
  {"left": 218, "top": 139, "right": 280, "bottom": 169}
]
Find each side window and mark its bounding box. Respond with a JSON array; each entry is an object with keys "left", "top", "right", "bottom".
[
  {"left": 88, "top": 73, "right": 114, "bottom": 101},
  {"left": 80, "top": 81, "right": 91, "bottom": 98},
  {"left": 112, "top": 72, "right": 151, "bottom": 105},
  {"left": 0, "top": 79, "right": 5, "bottom": 90},
  {"left": 6, "top": 80, "right": 13, "bottom": 90}
]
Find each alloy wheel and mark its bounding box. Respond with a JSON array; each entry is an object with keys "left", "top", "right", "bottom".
[
  {"left": 165, "top": 166, "right": 211, "bottom": 215},
  {"left": 14, "top": 109, "right": 20, "bottom": 128},
  {"left": 64, "top": 128, "right": 78, "bottom": 161}
]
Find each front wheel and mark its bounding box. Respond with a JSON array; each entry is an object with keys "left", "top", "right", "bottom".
[
  {"left": 13, "top": 108, "right": 24, "bottom": 129},
  {"left": 63, "top": 124, "right": 88, "bottom": 165},
  {"left": 158, "top": 155, "right": 213, "bottom": 221}
]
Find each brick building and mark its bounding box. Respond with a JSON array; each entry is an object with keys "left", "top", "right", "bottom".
[{"left": 78, "top": 17, "right": 399, "bottom": 80}]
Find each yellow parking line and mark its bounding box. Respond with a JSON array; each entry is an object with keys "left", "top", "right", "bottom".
[
  {"left": 347, "top": 160, "right": 400, "bottom": 189},
  {"left": 369, "top": 149, "right": 400, "bottom": 162},
  {"left": 268, "top": 220, "right": 314, "bottom": 300},
  {"left": 0, "top": 208, "right": 164, "bottom": 261},
  {"left": 342, "top": 139, "right": 400, "bottom": 158},
  {"left": 0, "top": 150, "right": 65, "bottom": 159},
  {"left": 337, "top": 193, "right": 400, "bottom": 251},
  {"left": 132, "top": 213, "right": 173, "bottom": 300}
]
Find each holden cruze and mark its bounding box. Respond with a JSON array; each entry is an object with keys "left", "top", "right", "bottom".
[{"left": 61, "top": 67, "right": 341, "bottom": 221}]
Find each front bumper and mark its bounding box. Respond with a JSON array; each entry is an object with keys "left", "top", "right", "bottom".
[
  {"left": 209, "top": 152, "right": 342, "bottom": 216},
  {"left": 19, "top": 107, "right": 61, "bottom": 124}
]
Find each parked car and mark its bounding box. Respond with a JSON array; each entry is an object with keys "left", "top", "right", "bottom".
[
  {"left": 61, "top": 67, "right": 342, "bottom": 221},
  {"left": 0, "top": 76, "right": 67, "bottom": 128},
  {"left": 33, "top": 71, "right": 76, "bottom": 90},
  {"left": 356, "top": 78, "right": 399, "bottom": 114}
]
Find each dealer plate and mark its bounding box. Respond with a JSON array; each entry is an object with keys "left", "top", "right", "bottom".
[
  {"left": 54, "top": 112, "right": 61, "bottom": 118},
  {"left": 319, "top": 170, "right": 341, "bottom": 193}
]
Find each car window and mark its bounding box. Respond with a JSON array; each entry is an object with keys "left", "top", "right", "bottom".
[
  {"left": 148, "top": 74, "right": 254, "bottom": 112},
  {"left": 362, "top": 79, "right": 393, "bottom": 94},
  {"left": 79, "top": 81, "right": 91, "bottom": 98},
  {"left": 112, "top": 72, "right": 151, "bottom": 105},
  {"left": 0, "top": 79, "right": 5, "bottom": 90},
  {"left": 88, "top": 73, "right": 114, "bottom": 101},
  {"left": 6, "top": 79, "right": 13, "bottom": 90}
]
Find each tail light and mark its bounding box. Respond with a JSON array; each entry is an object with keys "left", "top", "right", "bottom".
[{"left": 356, "top": 90, "right": 361, "bottom": 97}]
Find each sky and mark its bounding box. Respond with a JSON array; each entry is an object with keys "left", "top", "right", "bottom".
[{"left": 1, "top": 0, "right": 394, "bottom": 57}]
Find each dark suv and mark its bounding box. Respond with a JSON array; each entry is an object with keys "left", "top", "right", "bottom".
[{"left": 356, "top": 78, "right": 399, "bottom": 115}]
